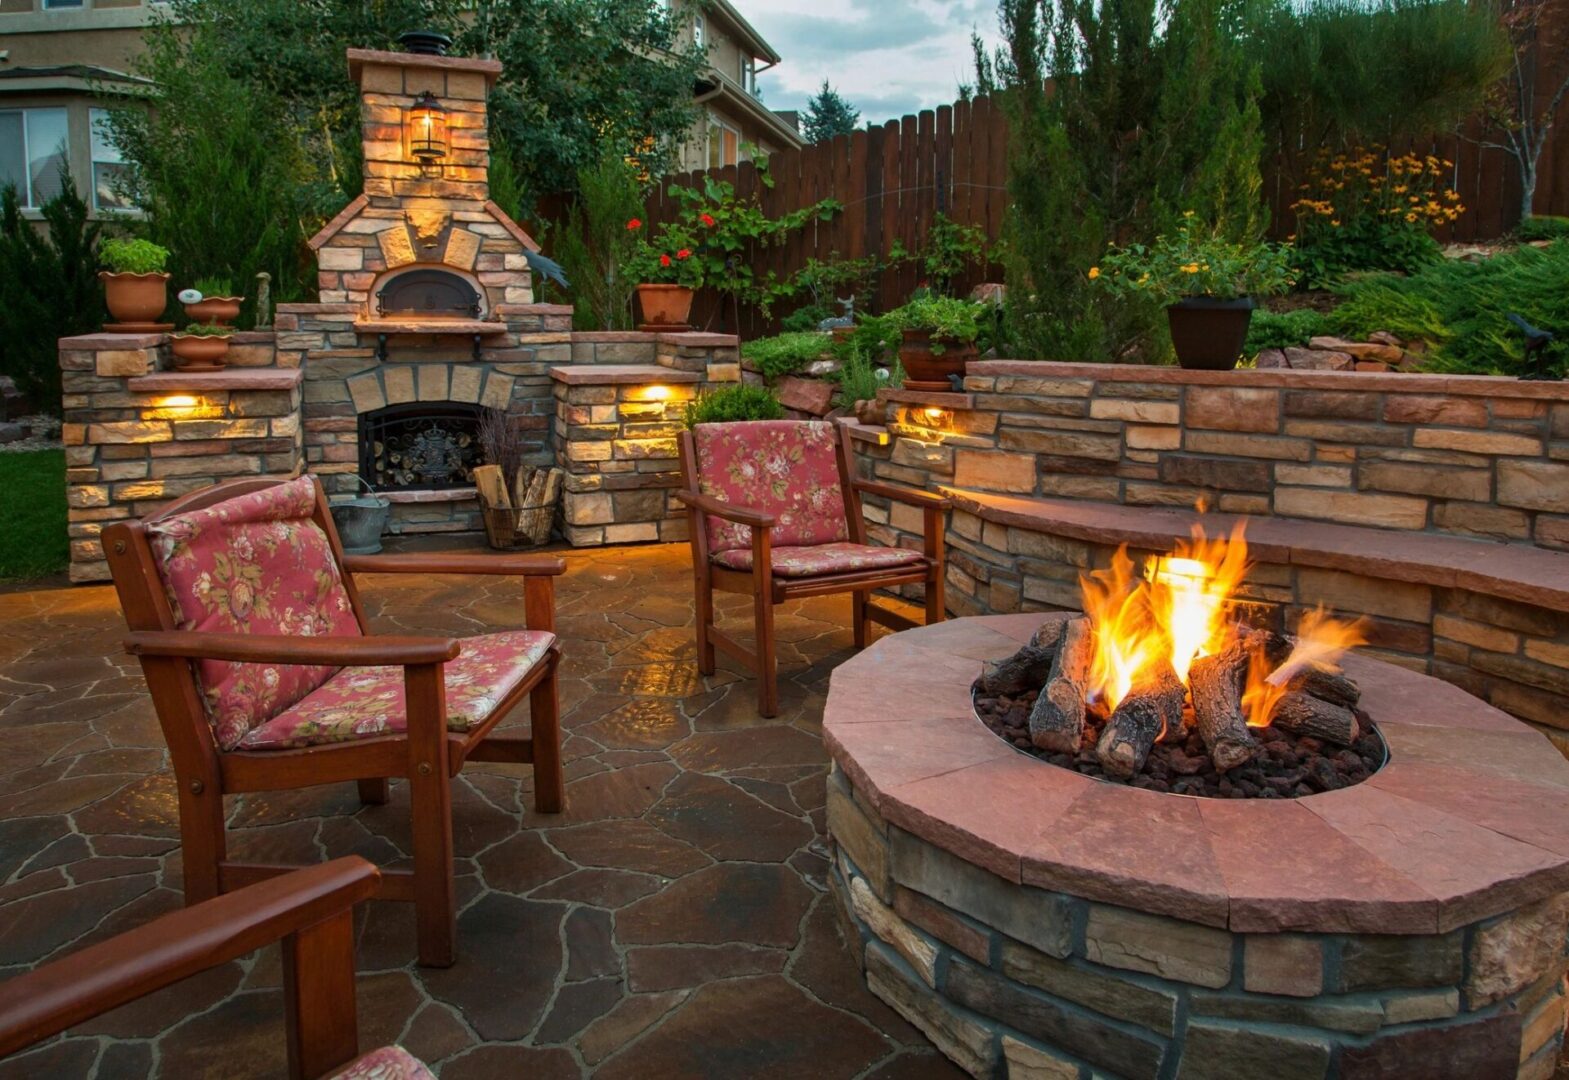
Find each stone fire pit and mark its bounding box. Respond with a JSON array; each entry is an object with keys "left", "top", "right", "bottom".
[{"left": 824, "top": 614, "right": 1569, "bottom": 1079}]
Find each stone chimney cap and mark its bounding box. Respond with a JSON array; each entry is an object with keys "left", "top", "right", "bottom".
[{"left": 346, "top": 47, "right": 503, "bottom": 87}]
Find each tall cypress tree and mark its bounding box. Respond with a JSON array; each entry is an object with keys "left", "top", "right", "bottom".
[{"left": 980, "top": 0, "right": 1266, "bottom": 362}]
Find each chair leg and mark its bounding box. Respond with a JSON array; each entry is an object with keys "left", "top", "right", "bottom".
[
  {"left": 531, "top": 665, "right": 564, "bottom": 814},
  {"left": 926, "top": 567, "right": 946, "bottom": 625},
  {"left": 852, "top": 589, "right": 870, "bottom": 649},
  {"left": 357, "top": 778, "right": 390, "bottom": 806},
  {"left": 405, "top": 666, "right": 455, "bottom": 968},
  {"left": 695, "top": 573, "right": 716, "bottom": 676},
  {"left": 176, "top": 777, "right": 226, "bottom": 904},
  {"left": 754, "top": 590, "right": 779, "bottom": 718}
]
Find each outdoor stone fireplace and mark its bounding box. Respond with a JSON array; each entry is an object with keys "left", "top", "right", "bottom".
[{"left": 826, "top": 614, "right": 1569, "bottom": 1079}]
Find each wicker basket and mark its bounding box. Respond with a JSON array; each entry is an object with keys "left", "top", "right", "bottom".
[{"left": 480, "top": 499, "right": 555, "bottom": 549}]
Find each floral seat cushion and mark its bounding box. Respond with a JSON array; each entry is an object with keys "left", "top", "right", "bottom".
[
  {"left": 711, "top": 542, "right": 926, "bottom": 578},
  {"left": 330, "top": 1046, "right": 434, "bottom": 1080},
  {"left": 239, "top": 629, "right": 555, "bottom": 750},
  {"left": 147, "top": 475, "right": 362, "bottom": 751},
  {"left": 691, "top": 421, "right": 849, "bottom": 554}
]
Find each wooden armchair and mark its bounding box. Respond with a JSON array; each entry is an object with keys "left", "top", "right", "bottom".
[
  {"left": 0, "top": 858, "right": 426, "bottom": 1080},
  {"left": 102, "top": 475, "right": 565, "bottom": 969},
  {"left": 677, "top": 420, "right": 949, "bottom": 716}
]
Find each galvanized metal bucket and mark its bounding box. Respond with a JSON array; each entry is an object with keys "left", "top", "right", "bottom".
[{"left": 329, "top": 479, "right": 391, "bottom": 555}]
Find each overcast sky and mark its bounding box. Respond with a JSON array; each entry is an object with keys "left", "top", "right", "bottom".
[{"left": 742, "top": 0, "right": 1004, "bottom": 126}]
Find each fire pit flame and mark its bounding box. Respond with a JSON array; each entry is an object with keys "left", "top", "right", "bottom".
[{"left": 1243, "top": 607, "right": 1367, "bottom": 728}]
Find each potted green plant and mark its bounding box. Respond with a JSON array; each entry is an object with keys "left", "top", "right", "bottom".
[
  {"left": 625, "top": 217, "right": 703, "bottom": 329},
  {"left": 888, "top": 296, "right": 986, "bottom": 391},
  {"left": 99, "top": 238, "right": 172, "bottom": 331},
  {"left": 169, "top": 323, "right": 233, "bottom": 372},
  {"left": 1093, "top": 213, "right": 1297, "bottom": 370},
  {"left": 178, "top": 276, "right": 244, "bottom": 326}
]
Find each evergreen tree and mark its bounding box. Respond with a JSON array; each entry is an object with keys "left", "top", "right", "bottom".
[
  {"left": 801, "top": 81, "right": 861, "bottom": 143},
  {"left": 980, "top": 0, "right": 1267, "bottom": 362}
]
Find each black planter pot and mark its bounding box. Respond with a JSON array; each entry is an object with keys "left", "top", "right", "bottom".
[{"left": 1166, "top": 296, "right": 1256, "bottom": 371}]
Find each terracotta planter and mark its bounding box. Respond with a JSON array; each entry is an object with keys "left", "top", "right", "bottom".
[
  {"left": 169, "top": 334, "right": 231, "bottom": 372},
  {"left": 182, "top": 296, "right": 244, "bottom": 326},
  {"left": 100, "top": 271, "right": 170, "bottom": 330},
  {"left": 1166, "top": 296, "right": 1256, "bottom": 371},
  {"left": 899, "top": 329, "right": 979, "bottom": 392},
  {"left": 635, "top": 284, "right": 694, "bottom": 331}
]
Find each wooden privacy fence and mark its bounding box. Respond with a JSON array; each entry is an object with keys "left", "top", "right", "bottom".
[{"left": 639, "top": 96, "right": 1011, "bottom": 339}]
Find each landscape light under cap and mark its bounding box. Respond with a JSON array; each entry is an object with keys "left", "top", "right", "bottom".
[{"left": 407, "top": 91, "right": 448, "bottom": 178}]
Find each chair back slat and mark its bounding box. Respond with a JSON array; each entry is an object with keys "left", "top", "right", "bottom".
[{"left": 688, "top": 421, "right": 850, "bottom": 553}]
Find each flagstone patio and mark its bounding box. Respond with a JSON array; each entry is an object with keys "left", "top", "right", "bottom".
[{"left": 0, "top": 541, "right": 962, "bottom": 1079}]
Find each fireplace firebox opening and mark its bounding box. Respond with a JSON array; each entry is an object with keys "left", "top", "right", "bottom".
[{"left": 359, "top": 402, "right": 486, "bottom": 492}]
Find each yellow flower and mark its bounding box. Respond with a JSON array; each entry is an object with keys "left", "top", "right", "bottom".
[
  {"left": 1180, "top": 263, "right": 1200, "bottom": 274},
  {"left": 1138, "top": 273, "right": 1150, "bottom": 284},
  {"left": 1331, "top": 219, "right": 1341, "bottom": 227},
  {"left": 1393, "top": 185, "right": 1407, "bottom": 194},
  {"left": 1405, "top": 213, "right": 1418, "bottom": 223},
  {"left": 1183, "top": 210, "right": 1196, "bottom": 218},
  {"left": 1087, "top": 266, "right": 1101, "bottom": 280}
]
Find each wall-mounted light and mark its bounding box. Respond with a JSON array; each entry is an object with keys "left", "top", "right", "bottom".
[
  {"left": 407, "top": 91, "right": 448, "bottom": 178},
  {"left": 142, "top": 394, "right": 222, "bottom": 420}
]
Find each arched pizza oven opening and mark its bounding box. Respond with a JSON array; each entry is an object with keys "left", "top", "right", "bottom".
[{"left": 373, "top": 266, "right": 485, "bottom": 320}]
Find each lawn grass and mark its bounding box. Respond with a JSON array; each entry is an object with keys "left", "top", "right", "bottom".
[{"left": 0, "top": 449, "right": 69, "bottom": 583}]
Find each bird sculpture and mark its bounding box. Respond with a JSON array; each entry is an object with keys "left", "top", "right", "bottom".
[
  {"left": 1508, "top": 313, "right": 1558, "bottom": 381},
  {"left": 523, "top": 249, "right": 571, "bottom": 292}
]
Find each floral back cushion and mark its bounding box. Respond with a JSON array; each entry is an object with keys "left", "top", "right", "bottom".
[
  {"left": 692, "top": 421, "right": 850, "bottom": 554},
  {"left": 147, "top": 476, "right": 362, "bottom": 751}
]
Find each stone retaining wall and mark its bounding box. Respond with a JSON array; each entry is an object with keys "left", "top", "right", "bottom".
[{"left": 828, "top": 765, "right": 1569, "bottom": 1080}]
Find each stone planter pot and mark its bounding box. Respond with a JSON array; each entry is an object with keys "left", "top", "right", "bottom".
[
  {"left": 1166, "top": 296, "right": 1255, "bottom": 371},
  {"left": 182, "top": 296, "right": 244, "bottom": 326},
  {"left": 169, "top": 333, "right": 231, "bottom": 372},
  {"left": 899, "top": 329, "right": 978, "bottom": 392},
  {"left": 100, "top": 271, "right": 170, "bottom": 331},
  {"left": 635, "top": 284, "right": 694, "bottom": 332}
]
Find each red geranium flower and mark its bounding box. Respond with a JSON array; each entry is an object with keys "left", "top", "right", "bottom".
[
  {"left": 676, "top": 248, "right": 692, "bottom": 260},
  {"left": 626, "top": 218, "right": 642, "bottom": 231},
  {"left": 659, "top": 253, "right": 672, "bottom": 267},
  {"left": 700, "top": 213, "right": 716, "bottom": 227}
]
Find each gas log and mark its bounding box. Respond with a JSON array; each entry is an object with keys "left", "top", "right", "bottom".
[
  {"left": 1097, "top": 659, "right": 1186, "bottom": 778},
  {"left": 1028, "top": 616, "right": 1092, "bottom": 754},
  {"left": 976, "top": 621, "right": 1066, "bottom": 697},
  {"left": 1283, "top": 668, "right": 1360, "bottom": 710},
  {"left": 1267, "top": 691, "right": 1360, "bottom": 745},
  {"left": 1188, "top": 637, "right": 1261, "bottom": 773}
]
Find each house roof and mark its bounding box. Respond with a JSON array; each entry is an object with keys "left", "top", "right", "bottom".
[
  {"left": 0, "top": 65, "right": 153, "bottom": 95},
  {"left": 704, "top": 0, "right": 782, "bottom": 65},
  {"left": 696, "top": 72, "right": 805, "bottom": 150}
]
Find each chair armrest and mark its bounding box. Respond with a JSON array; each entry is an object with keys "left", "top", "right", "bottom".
[
  {"left": 0, "top": 858, "right": 379, "bottom": 1057},
  {"left": 853, "top": 479, "right": 952, "bottom": 510},
  {"left": 343, "top": 553, "right": 566, "bottom": 577},
  {"left": 124, "top": 631, "right": 460, "bottom": 667},
  {"left": 675, "top": 490, "right": 777, "bottom": 529}
]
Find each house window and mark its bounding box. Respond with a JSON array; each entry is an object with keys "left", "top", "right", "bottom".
[
  {"left": 42, "top": 0, "right": 86, "bottom": 8},
  {"left": 707, "top": 116, "right": 738, "bottom": 170},
  {"left": 740, "top": 55, "right": 755, "bottom": 93},
  {"left": 90, "top": 109, "right": 133, "bottom": 211},
  {"left": 0, "top": 108, "right": 69, "bottom": 209},
  {"left": 692, "top": 14, "right": 704, "bottom": 47}
]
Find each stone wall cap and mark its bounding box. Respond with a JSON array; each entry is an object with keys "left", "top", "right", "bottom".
[
  {"left": 277, "top": 302, "right": 360, "bottom": 314},
  {"left": 127, "top": 370, "right": 304, "bottom": 392},
  {"left": 307, "top": 193, "right": 370, "bottom": 251},
  {"left": 824, "top": 612, "right": 1569, "bottom": 934},
  {"left": 571, "top": 331, "right": 661, "bottom": 343},
  {"left": 550, "top": 364, "right": 701, "bottom": 385},
  {"left": 968, "top": 360, "right": 1569, "bottom": 401},
  {"left": 346, "top": 48, "right": 504, "bottom": 82},
  {"left": 60, "top": 332, "right": 164, "bottom": 350},
  {"left": 656, "top": 332, "right": 739, "bottom": 347},
  {"left": 354, "top": 318, "right": 508, "bottom": 336},
  {"left": 837, "top": 418, "right": 890, "bottom": 446},
  {"left": 939, "top": 487, "right": 1569, "bottom": 611},
  {"left": 495, "top": 303, "right": 572, "bottom": 316},
  {"left": 879, "top": 388, "right": 976, "bottom": 409}
]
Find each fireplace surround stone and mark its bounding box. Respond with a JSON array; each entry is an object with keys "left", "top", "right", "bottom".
[{"left": 825, "top": 613, "right": 1569, "bottom": 1078}]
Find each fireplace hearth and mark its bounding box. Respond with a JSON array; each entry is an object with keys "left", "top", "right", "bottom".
[{"left": 359, "top": 402, "right": 485, "bottom": 491}]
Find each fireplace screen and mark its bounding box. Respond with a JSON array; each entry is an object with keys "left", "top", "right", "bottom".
[
  {"left": 374, "top": 268, "right": 482, "bottom": 318},
  {"left": 359, "top": 403, "right": 485, "bottom": 491}
]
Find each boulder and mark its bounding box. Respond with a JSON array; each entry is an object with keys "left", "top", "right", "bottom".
[
  {"left": 1256, "top": 349, "right": 1288, "bottom": 369},
  {"left": 1309, "top": 336, "right": 1404, "bottom": 362},
  {"left": 776, "top": 376, "right": 835, "bottom": 416},
  {"left": 1283, "top": 347, "right": 1354, "bottom": 371}
]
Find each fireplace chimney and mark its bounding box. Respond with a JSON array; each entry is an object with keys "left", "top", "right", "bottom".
[{"left": 397, "top": 30, "right": 452, "bottom": 57}]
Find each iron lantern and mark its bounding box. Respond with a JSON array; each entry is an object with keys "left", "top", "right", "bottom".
[{"left": 407, "top": 91, "right": 448, "bottom": 177}]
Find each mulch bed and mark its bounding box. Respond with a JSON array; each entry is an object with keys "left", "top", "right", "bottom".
[{"left": 974, "top": 687, "right": 1386, "bottom": 798}]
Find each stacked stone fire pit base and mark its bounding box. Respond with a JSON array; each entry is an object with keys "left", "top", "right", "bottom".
[{"left": 824, "top": 615, "right": 1569, "bottom": 1079}]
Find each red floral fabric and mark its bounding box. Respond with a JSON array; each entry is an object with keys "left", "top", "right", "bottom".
[
  {"left": 691, "top": 420, "right": 849, "bottom": 554},
  {"left": 238, "top": 630, "right": 555, "bottom": 750},
  {"left": 711, "top": 542, "right": 926, "bottom": 578},
  {"left": 329, "top": 1046, "right": 434, "bottom": 1080},
  {"left": 147, "top": 476, "right": 361, "bottom": 752}
]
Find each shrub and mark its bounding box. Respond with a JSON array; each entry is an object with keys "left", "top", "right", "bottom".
[
  {"left": 100, "top": 237, "right": 169, "bottom": 275},
  {"left": 684, "top": 383, "right": 787, "bottom": 427},
  {"left": 741, "top": 332, "right": 833, "bottom": 381},
  {"left": 551, "top": 150, "right": 645, "bottom": 330},
  {"left": 1245, "top": 308, "right": 1334, "bottom": 352},
  {"left": 176, "top": 322, "right": 234, "bottom": 337},
  {"left": 1094, "top": 213, "right": 1297, "bottom": 305},
  {"left": 886, "top": 296, "right": 986, "bottom": 351},
  {"left": 1290, "top": 148, "right": 1459, "bottom": 287},
  {"left": 1517, "top": 216, "right": 1569, "bottom": 243},
  {"left": 0, "top": 175, "right": 103, "bottom": 411},
  {"left": 831, "top": 346, "right": 904, "bottom": 410}
]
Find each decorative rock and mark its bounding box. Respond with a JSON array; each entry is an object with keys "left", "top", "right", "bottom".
[
  {"left": 1255, "top": 348, "right": 1287, "bottom": 369},
  {"left": 1465, "top": 892, "right": 1569, "bottom": 1006},
  {"left": 1308, "top": 336, "right": 1403, "bottom": 362},
  {"left": 0, "top": 422, "right": 26, "bottom": 444},
  {"left": 1282, "top": 346, "right": 1354, "bottom": 371},
  {"left": 1084, "top": 905, "right": 1232, "bottom": 988},
  {"left": 775, "top": 376, "right": 834, "bottom": 416}
]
